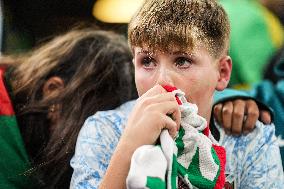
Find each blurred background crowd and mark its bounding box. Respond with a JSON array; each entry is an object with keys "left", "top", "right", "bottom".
[{"left": 1, "top": 0, "right": 284, "bottom": 89}]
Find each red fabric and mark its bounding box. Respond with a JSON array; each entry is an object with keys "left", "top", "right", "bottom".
[
  {"left": 163, "top": 85, "right": 177, "bottom": 92},
  {"left": 212, "top": 144, "right": 226, "bottom": 189},
  {"left": 163, "top": 85, "right": 182, "bottom": 105},
  {"left": 202, "top": 124, "right": 210, "bottom": 137},
  {"left": 0, "top": 68, "right": 14, "bottom": 115},
  {"left": 224, "top": 182, "right": 234, "bottom": 189}
]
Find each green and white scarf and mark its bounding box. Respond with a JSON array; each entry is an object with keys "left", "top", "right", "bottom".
[{"left": 126, "top": 86, "right": 226, "bottom": 189}]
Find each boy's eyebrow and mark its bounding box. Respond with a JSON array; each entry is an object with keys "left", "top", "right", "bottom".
[
  {"left": 137, "top": 49, "right": 196, "bottom": 58},
  {"left": 171, "top": 51, "right": 195, "bottom": 58},
  {"left": 140, "top": 49, "right": 150, "bottom": 54},
  {"left": 137, "top": 49, "right": 154, "bottom": 56}
]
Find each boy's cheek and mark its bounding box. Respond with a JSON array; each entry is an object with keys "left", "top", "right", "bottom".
[
  {"left": 183, "top": 82, "right": 215, "bottom": 102},
  {"left": 135, "top": 70, "right": 157, "bottom": 89},
  {"left": 135, "top": 79, "right": 152, "bottom": 96}
]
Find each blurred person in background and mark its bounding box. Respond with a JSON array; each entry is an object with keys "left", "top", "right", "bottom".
[
  {"left": 0, "top": 28, "right": 136, "bottom": 188},
  {"left": 219, "top": 0, "right": 284, "bottom": 88},
  {"left": 260, "top": 0, "right": 284, "bottom": 25}
]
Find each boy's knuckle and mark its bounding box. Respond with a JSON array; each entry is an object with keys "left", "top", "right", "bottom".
[
  {"left": 222, "top": 107, "right": 232, "bottom": 115},
  {"left": 231, "top": 128, "right": 240, "bottom": 133},
  {"left": 233, "top": 111, "right": 242, "bottom": 118},
  {"left": 248, "top": 110, "right": 259, "bottom": 118},
  {"left": 141, "top": 98, "right": 151, "bottom": 107}
]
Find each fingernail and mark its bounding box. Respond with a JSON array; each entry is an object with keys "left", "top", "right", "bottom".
[{"left": 225, "top": 130, "right": 231, "bottom": 135}]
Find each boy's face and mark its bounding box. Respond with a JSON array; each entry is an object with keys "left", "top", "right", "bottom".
[{"left": 133, "top": 45, "right": 231, "bottom": 121}]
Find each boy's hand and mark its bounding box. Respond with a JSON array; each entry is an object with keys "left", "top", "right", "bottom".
[
  {"left": 213, "top": 99, "right": 271, "bottom": 135},
  {"left": 121, "top": 85, "right": 181, "bottom": 149}
]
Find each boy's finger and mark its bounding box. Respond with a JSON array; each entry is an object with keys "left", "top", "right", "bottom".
[
  {"left": 222, "top": 101, "right": 233, "bottom": 134},
  {"left": 165, "top": 101, "right": 181, "bottom": 131},
  {"left": 139, "top": 92, "right": 177, "bottom": 108},
  {"left": 213, "top": 104, "right": 223, "bottom": 124},
  {"left": 231, "top": 100, "right": 245, "bottom": 135},
  {"left": 163, "top": 115, "right": 178, "bottom": 138},
  {"left": 170, "top": 107, "right": 181, "bottom": 131},
  {"left": 149, "top": 101, "right": 181, "bottom": 128},
  {"left": 260, "top": 110, "right": 272, "bottom": 124},
  {"left": 142, "top": 85, "right": 167, "bottom": 97},
  {"left": 243, "top": 100, "right": 259, "bottom": 134}
]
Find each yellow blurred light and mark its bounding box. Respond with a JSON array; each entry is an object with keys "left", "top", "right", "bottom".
[{"left": 93, "top": 0, "right": 145, "bottom": 23}]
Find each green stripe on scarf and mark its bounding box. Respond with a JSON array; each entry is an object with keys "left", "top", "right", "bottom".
[
  {"left": 176, "top": 127, "right": 185, "bottom": 157},
  {"left": 146, "top": 176, "right": 166, "bottom": 188},
  {"left": 185, "top": 147, "right": 220, "bottom": 188}
]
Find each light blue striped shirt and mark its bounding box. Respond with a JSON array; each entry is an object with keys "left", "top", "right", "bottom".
[{"left": 70, "top": 100, "right": 284, "bottom": 188}]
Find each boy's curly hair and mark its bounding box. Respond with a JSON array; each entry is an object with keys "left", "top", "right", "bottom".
[{"left": 128, "top": 0, "right": 230, "bottom": 58}]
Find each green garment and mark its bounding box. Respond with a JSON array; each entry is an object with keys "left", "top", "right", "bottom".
[
  {"left": 0, "top": 67, "right": 36, "bottom": 188},
  {"left": 219, "top": 0, "right": 284, "bottom": 87},
  {"left": 0, "top": 116, "right": 34, "bottom": 189}
]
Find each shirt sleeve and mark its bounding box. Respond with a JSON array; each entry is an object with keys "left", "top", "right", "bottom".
[
  {"left": 70, "top": 113, "right": 124, "bottom": 189},
  {"left": 220, "top": 121, "right": 284, "bottom": 188}
]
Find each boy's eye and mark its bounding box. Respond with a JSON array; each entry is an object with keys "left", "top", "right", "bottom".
[
  {"left": 175, "top": 57, "right": 192, "bottom": 68},
  {"left": 142, "top": 56, "right": 155, "bottom": 68}
]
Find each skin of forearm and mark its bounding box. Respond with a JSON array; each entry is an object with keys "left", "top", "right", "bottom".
[{"left": 99, "top": 138, "right": 137, "bottom": 189}]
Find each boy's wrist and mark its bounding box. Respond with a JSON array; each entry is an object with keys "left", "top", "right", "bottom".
[{"left": 117, "top": 135, "right": 140, "bottom": 158}]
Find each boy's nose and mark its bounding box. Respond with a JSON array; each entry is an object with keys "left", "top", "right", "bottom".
[{"left": 156, "top": 69, "right": 174, "bottom": 86}]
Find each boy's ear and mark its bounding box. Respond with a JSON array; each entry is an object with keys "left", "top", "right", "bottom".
[
  {"left": 42, "top": 76, "right": 65, "bottom": 97},
  {"left": 216, "top": 56, "right": 232, "bottom": 91}
]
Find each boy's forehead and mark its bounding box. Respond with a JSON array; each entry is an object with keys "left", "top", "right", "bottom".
[
  {"left": 134, "top": 43, "right": 207, "bottom": 56},
  {"left": 135, "top": 44, "right": 191, "bottom": 53}
]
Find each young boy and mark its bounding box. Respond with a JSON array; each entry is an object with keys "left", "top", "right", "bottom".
[{"left": 70, "top": 0, "right": 283, "bottom": 188}]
